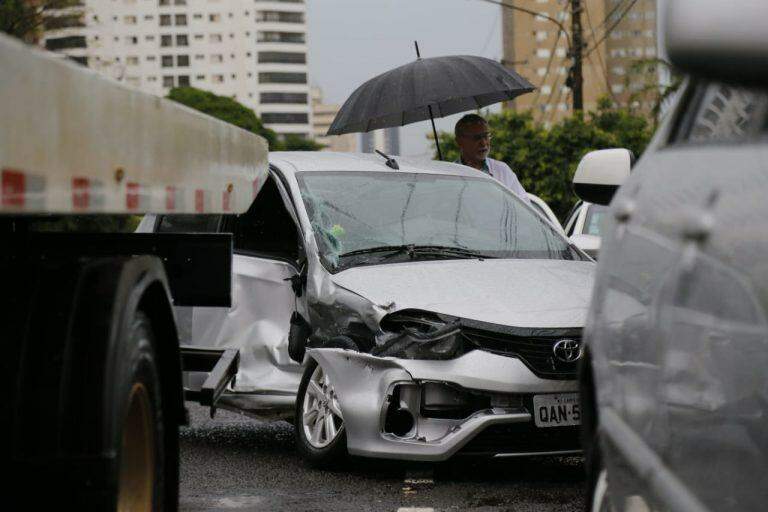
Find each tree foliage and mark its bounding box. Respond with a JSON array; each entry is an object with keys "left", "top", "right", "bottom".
[
  {"left": 436, "top": 99, "right": 652, "bottom": 220},
  {"left": 167, "top": 86, "right": 323, "bottom": 151},
  {"left": 0, "top": 0, "right": 82, "bottom": 42}
]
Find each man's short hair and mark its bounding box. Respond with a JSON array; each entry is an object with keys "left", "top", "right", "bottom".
[{"left": 455, "top": 113, "right": 488, "bottom": 138}]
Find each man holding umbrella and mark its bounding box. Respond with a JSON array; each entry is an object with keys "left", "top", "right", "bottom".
[{"left": 455, "top": 113, "right": 531, "bottom": 206}]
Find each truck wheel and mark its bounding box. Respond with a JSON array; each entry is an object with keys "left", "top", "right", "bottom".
[
  {"left": 116, "top": 311, "right": 168, "bottom": 511},
  {"left": 295, "top": 359, "right": 347, "bottom": 468}
]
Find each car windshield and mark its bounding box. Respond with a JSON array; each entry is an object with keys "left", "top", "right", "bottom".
[
  {"left": 584, "top": 204, "right": 609, "bottom": 236},
  {"left": 296, "top": 171, "right": 584, "bottom": 271}
]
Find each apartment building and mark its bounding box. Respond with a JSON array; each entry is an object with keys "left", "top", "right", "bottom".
[
  {"left": 502, "top": 0, "right": 659, "bottom": 123},
  {"left": 42, "top": 0, "right": 312, "bottom": 139},
  {"left": 310, "top": 87, "right": 357, "bottom": 152}
]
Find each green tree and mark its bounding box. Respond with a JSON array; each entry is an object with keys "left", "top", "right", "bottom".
[
  {"left": 435, "top": 100, "right": 652, "bottom": 220},
  {"left": 167, "top": 86, "right": 323, "bottom": 151},
  {"left": 1, "top": 0, "right": 82, "bottom": 42},
  {"left": 168, "top": 86, "right": 278, "bottom": 148},
  {"left": 280, "top": 134, "right": 325, "bottom": 151}
]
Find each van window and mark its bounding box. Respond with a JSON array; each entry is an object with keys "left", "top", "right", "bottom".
[{"left": 676, "top": 83, "right": 768, "bottom": 144}]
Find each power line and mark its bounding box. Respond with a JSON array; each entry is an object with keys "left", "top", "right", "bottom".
[
  {"left": 589, "top": 0, "right": 630, "bottom": 39},
  {"left": 528, "top": 30, "right": 565, "bottom": 110},
  {"left": 476, "top": 0, "right": 571, "bottom": 51},
  {"left": 585, "top": 0, "right": 640, "bottom": 58},
  {"left": 583, "top": 1, "right": 614, "bottom": 99}
]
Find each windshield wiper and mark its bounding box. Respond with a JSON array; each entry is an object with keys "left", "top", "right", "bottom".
[{"left": 338, "top": 244, "right": 495, "bottom": 260}]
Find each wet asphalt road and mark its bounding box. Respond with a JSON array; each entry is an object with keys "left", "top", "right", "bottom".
[{"left": 180, "top": 404, "right": 585, "bottom": 512}]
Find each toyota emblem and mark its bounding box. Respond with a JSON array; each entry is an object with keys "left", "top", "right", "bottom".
[{"left": 553, "top": 339, "right": 582, "bottom": 363}]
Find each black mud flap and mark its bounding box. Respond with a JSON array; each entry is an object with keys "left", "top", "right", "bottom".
[
  {"left": 180, "top": 345, "right": 240, "bottom": 418},
  {"left": 288, "top": 312, "right": 312, "bottom": 362}
]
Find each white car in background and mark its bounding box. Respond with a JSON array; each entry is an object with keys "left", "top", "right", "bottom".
[{"left": 563, "top": 201, "right": 608, "bottom": 259}]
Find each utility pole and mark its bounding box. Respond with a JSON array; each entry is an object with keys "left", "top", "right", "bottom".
[{"left": 569, "top": 0, "right": 584, "bottom": 111}]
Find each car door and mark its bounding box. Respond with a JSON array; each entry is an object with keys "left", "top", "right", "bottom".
[
  {"left": 647, "top": 81, "right": 768, "bottom": 511},
  {"left": 189, "top": 171, "right": 306, "bottom": 400}
]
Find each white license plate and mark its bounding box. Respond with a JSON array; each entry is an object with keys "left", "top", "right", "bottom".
[{"left": 532, "top": 393, "right": 581, "bottom": 427}]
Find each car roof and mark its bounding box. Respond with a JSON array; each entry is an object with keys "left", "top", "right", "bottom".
[{"left": 268, "top": 151, "right": 493, "bottom": 180}]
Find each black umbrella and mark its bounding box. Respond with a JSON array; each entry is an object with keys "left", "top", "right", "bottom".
[{"left": 327, "top": 44, "right": 535, "bottom": 160}]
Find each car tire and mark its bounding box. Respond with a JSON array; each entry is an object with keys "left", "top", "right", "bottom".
[
  {"left": 294, "top": 359, "right": 347, "bottom": 468},
  {"left": 114, "top": 311, "right": 169, "bottom": 511}
]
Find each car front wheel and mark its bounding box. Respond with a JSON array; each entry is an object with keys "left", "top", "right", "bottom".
[{"left": 295, "top": 359, "right": 347, "bottom": 467}]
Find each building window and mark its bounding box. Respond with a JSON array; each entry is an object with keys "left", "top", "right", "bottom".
[
  {"left": 211, "top": 54, "right": 223, "bottom": 63},
  {"left": 257, "top": 51, "right": 306, "bottom": 64},
  {"left": 163, "top": 76, "right": 174, "bottom": 88},
  {"left": 159, "top": 0, "right": 171, "bottom": 5},
  {"left": 175, "top": 0, "right": 187, "bottom": 4},
  {"left": 193, "top": 13, "right": 202, "bottom": 19},
  {"left": 67, "top": 55, "right": 88, "bottom": 66},
  {"left": 177, "top": 75, "right": 190, "bottom": 86},
  {"left": 175, "top": 14, "right": 187, "bottom": 25},
  {"left": 161, "top": 55, "right": 174, "bottom": 67},
  {"left": 126, "top": 36, "right": 138, "bottom": 45},
  {"left": 45, "top": 35, "right": 87, "bottom": 50},
  {"left": 209, "top": 13, "right": 221, "bottom": 22},
  {"left": 256, "top": 11, "right": 305, "bottom": 23},
  {"left": 194, "top": 34, "right": 204, "bottom": 40},
  {"left": 257, "top": 31, "right": 305, "bottom": 44},
  {"left": 177, "top": 55, "right": 190, "bottom": 66},
  {"left": 261, "top": 113, "right": 309, "bottom": 124},
  {"left": 43, "top": 14, "right": 85, "bottom": 30},
  {"left": 126, "top": 56, "right": 139, "bottom": 65},
  {"left": 210, "top": 33, "right": 222, "bottom": 42},
  {"left": 195, "top": 74, "right": 205, "bottom": 80},
  {"left": 161, "top": 34, "right": 173, "bottom": 47},
  {"left": 258, "top": 72, "right": 307, "bottom": 84},
  {"left": 147, "top": 76, "right": 157, "bottom": 82},
  {"left": 194, "top": 54, "right": 204, "bottom": 60},
  {"left": 124, "top": 15, "right": 137, "bottom": 24},
  {"left": 147, "top": 55, "right": 157, "bottom": 61},
  {"left": 144, "top": 15, "right": 154, "bottom": 20},
  {"left": 212, "top": 74, "right": 224, "bottom": 83},
  {"left": 145, "top": 35, "right": 155, "bottom": 41},
  {"left": 160, "top": 14, "right": 171, "bottom": 26},
  {"left": 176, "top": 34, "right": 188, "bottom": 46}
]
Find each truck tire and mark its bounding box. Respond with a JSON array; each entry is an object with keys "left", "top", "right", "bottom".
[
  {"left": 116, "top": 311, "right": 167, "bottom": 511},
  {"left": 4, "top": 254, "right": 182, "bottom": 511}
]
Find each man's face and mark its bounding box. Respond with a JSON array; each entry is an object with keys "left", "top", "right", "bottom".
[{"left": 457, "top": 122, "right": 491, "bottom": 163}]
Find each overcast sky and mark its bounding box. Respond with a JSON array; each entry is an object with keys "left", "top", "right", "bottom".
[{"left": 306, "top": 0, "right": 503, "bottom": 158}]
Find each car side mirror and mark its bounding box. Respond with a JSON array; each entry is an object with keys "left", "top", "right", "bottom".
[{"left": 572, "top": 149, "right": 633, "bottom": 206}]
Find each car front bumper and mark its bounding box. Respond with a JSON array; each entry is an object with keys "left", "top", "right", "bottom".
[{"left": 308, "top": 348, "right": 581, "bottom": 461}]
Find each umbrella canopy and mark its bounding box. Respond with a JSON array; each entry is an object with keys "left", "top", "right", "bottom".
[{"left": 327, "top": 55, "right": 534, "bottom": 136}]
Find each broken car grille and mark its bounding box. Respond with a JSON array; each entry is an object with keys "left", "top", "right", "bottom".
[
  {"left": 458, "top": 422, "right": 581, "bottom": 456},
  {"left": 462, "top": 329, "right": 581, "bottom": 380}
]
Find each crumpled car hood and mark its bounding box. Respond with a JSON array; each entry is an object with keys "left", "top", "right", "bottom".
[{"left": 331, "top": 259, "right": 595, "bottom": 328}]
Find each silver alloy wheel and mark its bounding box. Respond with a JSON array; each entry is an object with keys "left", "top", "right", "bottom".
[{"left": 302, "top": 363, "right": 344, "bottom": 448}]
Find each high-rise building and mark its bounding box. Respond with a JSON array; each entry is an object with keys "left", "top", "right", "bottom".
[
  {"left": 360, "top": 127, "right": 400, "bottom": 156},
  {"left": 502, "top": 0, "right": 659, "bottom": 124},
  {"left": 310, "top": 87, "right": 357, "bottom": 152},
  {"left": 41, "top": 0, "right": 312, "bottom": 139}
]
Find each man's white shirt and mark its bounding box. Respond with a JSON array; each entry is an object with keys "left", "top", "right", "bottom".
[{"left": 459, "top": 158, "right": 531, "bottom": 206}]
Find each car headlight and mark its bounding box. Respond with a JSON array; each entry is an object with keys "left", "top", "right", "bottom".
[{"left": 374, "top": 310, "right": 464, "bottom": 360}]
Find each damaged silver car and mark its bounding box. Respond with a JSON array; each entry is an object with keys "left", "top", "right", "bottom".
[{"left": 142, "top": 151, "right": 595, "bottom": 465}]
